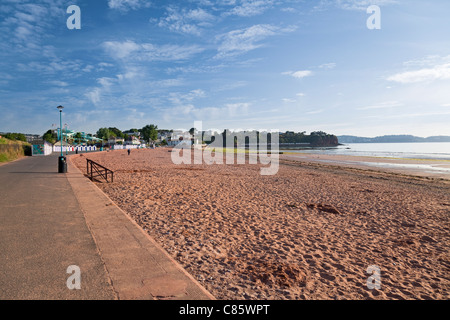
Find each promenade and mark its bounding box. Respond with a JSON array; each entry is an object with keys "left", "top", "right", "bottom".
[{"left": 0, "top": 154, "right": 213, "bottom": 300}]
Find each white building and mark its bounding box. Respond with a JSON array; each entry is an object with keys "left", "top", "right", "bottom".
[
  {"left": 126, "top": 135, "right": 141, "bottom": 145},
  {"left": 167, "top": 130, "right": 193, "bottom": 146},
  {"left": 108, "top": 137, "right": 125, "bottom": 145}
]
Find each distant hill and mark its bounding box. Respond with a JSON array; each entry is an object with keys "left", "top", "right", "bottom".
[{"left": 338, "top": 135, "right": 450, "bottom": 144}]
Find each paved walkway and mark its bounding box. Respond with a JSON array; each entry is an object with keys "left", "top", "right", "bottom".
[{"left": 0, "top": 154, "right": 214, "bottom": 300}]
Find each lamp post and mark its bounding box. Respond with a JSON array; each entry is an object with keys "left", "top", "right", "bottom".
[
  {"left": 64, "top": 124, "right": 68, "bottom": 155},
  {"left": 57, "top": 106, "right": 67, "bottom": 173}
]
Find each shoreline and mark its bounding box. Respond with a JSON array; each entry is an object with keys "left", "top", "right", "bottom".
[{"left": 280, "top": 152, "right": 450, "bottom": 180}]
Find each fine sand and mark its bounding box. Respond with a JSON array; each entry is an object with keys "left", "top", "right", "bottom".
[{"left": 72, "top": 148, "right": 450, "bottom": 300}]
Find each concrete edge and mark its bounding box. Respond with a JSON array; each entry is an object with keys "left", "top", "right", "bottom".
[
  {"left": 65, "top": 157, "right": 120, "bottom": 300},
  {"left": 66, "top": 154, "right": 216, "bottom": 300}
]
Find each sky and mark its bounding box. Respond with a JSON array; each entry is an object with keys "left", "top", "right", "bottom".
[{"left": 1, "top": 0, "right": 450, "bottom": 137}]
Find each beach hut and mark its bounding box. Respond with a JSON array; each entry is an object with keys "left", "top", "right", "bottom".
[
  {"left": 31, "top": 140, "right": 53, "bottom": 156},
  {"left": 53, "top": 140, "right": 71, "bottom": 154}
]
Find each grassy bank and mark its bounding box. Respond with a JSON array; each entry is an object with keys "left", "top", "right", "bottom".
[{"left": 0, "top": 138, "right": 31, "bottom": 163}]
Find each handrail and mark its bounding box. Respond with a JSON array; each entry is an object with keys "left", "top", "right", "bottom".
[{"left": 86, "top": 159, "right": 114, "bottom": 183}]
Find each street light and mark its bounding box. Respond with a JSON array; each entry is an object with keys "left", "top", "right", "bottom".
[
  {"left": 64, "top": 123, "right": 68, "bottom": 155},
  {"left": 57, "top": 106, "right": 67, "bottom": 173},
  {"left": 57, "top": 106, "right": 64, "bottom": 156}
]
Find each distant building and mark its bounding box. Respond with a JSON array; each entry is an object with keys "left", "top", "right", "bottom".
[
  {"left": 53, "top": 140, "right": 70, "bottom": 147},
  {"left": 57, "top": 129, "right": 102, "bottom": 145},
  {"left": 108, "top": 137, "right": 125, "bottom": 145},
  {"left": 123, "top": 130, "right": 141, "bottom": 138},
  {"left": 125, "top": 135, "right": 141, "bottom": 146},
  {"left": 25, "top": 134, "right": 41, "bottom": 143},
  {"left": 166, "top": 130, "right": 193, "bottom": 147}
]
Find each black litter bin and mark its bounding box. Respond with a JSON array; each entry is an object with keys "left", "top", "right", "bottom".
[{"left": 58, "top": 156, "right": 67, "bottom": 173}]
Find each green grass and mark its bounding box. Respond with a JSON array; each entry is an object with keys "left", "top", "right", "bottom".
[
  {"left": 0, "top": 153, "right": 9, "bottom": 162},
  {"left": 0, "top": 138, "right": 31, "bottom": 163},
  {"left": 0, "top": 151, "right": 19, "bottom": 163}
]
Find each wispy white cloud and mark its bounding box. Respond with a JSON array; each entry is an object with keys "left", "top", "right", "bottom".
[
  {"left": 306, "top": 109, "right": 324, "bottom": 115},
  {"left": 318, "top": 62, "right": 337, "bottom": 70},
  {"left": 315, "top": 0, "right": 397, "bottom": 11},
  {"left": 364, "top": 110, "right": 450, "bottom": 120},
  {"left": 282, "top": 61, "right": 334, "bottom": 80},
  {"left": 280, "top": 7, "right": 297, "bottom": 13},
  {"left": 48, "top": 80, "right": 69, "bottom": 87},
  {"left": 108, "top": 0, "right": 151, "bottom": 11},
  {"left": 223, "top": 0, "right": 274, "bottom": 17},
  {"left": 102, "top": 40, "right": 140, "bottom": 59},
  {"left": 16, "top": 59, "right": 89, "bottom": 75},
  {"left": 387, "top": 63, "right": 450, "bottom": 84},
  {"left": 163, "top": 101, "right": 251, "bottom": 122},
  {"left": 216, "top": 24, "right": 295, "bottom": 58},
  {"left": 169, "top": 89, "right": 206, "bottom": 105},
  {"left": 283, "top": 70, "right": 313, "bottom": 79},
  {"left": 1, "top": 0, "right": 449, "bottom": 137},
  {"left": 102, "top": 40, "right": 204, "bottom": 61},
  {"left": 213, "top": 80, "right": 249, "bottom": 92},
  {"left": 357, "top": 101, "right": 403, "bottom": 110},
  {"left": 225, "top": 102, "right": 250, "bottom": 117},
  {"left": 0, "top": 0, "right": 67, "bottom": 56},
  {"left": 402, "top": 55, "right": 450, "bottom": 68},
  {"left": 85, "top": 87, "right": 102, "bottom": 105},
  {"left": 156, "top": 6, "right": 216, "bottom": 35}
]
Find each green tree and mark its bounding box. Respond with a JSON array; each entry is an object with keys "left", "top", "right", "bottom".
[
  {"left": 43, "top": 130, "right": 57, "bottom": 144},
  {"left": 140, "top": 124, "right": 158, "bottom": 142},
  {"left": 5, "top": 133, "right": 27, "bottom": 142},
  {"left": 108, "top": 127, "right": 124, "bottom": 139},
  {"left": 96, "top": 128, "right": 113, "bottom": 140},
  {"left": 74, "top": 132, "right": 83, "bottom": 144}
]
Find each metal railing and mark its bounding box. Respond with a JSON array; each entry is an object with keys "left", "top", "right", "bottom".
[{"left": 86, "top": 159, "right": 114, "bottom": 183}]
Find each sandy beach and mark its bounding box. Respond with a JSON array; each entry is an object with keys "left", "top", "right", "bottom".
[{"left": 72, "top": 148, "right": 450, "bottom": 300}]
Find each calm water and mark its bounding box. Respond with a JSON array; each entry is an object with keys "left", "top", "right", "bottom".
[{"left": 283, "top": 142, "right": 450, "bottom": 160}]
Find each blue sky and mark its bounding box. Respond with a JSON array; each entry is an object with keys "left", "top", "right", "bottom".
[{"left": 1, "top": 0, "right": 450, "bottom": 137}]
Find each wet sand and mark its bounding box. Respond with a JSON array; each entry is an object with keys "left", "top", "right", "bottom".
[
  {"left": 72, "top": 148, "right": 450, "bottom": 300},
  {"left": 281, "top": 152, "right": 450, "bottom": 180}
]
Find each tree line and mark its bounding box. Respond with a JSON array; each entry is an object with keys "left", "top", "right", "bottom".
[
  {"left": 197, "top": 130, "right": 339, "bottom": 148},
  {"left": 279, "top": 131, "right": 339, "bottom": 147},
  {"left": 1, "top": 133, "right": 28, "bottom": 142},
  {"left": 96, "top": 125, "right": 159, "bottom": 142},
  {"left": 41, "top": 125, "right": 338, "bottom": 147},
  {"left": 42, "top": 124, "right": 161, "bottom": 145}
]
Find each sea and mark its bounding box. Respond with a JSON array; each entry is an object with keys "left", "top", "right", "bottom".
[{"left": 282, "top": 142, "right": 450, "bottom": 161}]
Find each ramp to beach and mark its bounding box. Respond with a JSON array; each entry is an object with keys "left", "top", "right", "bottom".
[{"left": 0, "top": 154, "right": 214, "bottom": 300}]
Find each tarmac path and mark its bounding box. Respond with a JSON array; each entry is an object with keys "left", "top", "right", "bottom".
[{"left": 0, "top": 154, "right": 213, "bottom": 300}]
